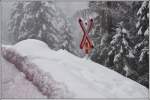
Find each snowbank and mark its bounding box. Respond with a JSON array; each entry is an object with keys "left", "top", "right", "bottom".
[
  {"left": 1, "top": 54, "right": 46, "bottom": 98},
  {"left": 1, "top": 41, "right": 72, "bottom": 98},
  {"left": 2, "top": 39, "right": 148, "bottom": 98}
]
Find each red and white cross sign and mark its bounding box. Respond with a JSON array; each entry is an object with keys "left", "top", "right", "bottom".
[{"left": 79, "top": 18, "right": 94, "bottom": 54}]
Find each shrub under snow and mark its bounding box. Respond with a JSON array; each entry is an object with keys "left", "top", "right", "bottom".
[{"left": 1, "top": 45, "right": 73, "bottom": 98}]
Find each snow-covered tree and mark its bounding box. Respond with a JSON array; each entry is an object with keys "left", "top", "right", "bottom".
[
  {"left": 9, "top": 1, "right": 79, "bottom": 55},
  {"left": 89, "top": 1, "right": 134, "bottom": 65},
  {"left": 108, "top": 22, "right": 135, "bottom": 75},
  {"left": 134, "top": 1, "right": 149, "bottom": 88},
  {"left": 135, "top": 1, "right": 149, "bottom": 63},
  {"left": 89, "top": 1, "right": 113, "bottom": 65},
  {"left": 88, "top": 1, "right": 148, "bottom": 88},
  {"left": 9, "top": 1, "right": 56, "bottom": 41}
]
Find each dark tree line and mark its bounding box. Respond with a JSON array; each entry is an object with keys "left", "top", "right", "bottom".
[{"left": 89, "top": 1, "right": 149, "bottom": 88}]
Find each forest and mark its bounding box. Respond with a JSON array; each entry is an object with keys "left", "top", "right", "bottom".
[{"left": 8, "top": 1, "right": 149, "bottom": 88}]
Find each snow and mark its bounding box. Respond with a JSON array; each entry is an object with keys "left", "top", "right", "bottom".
[
  {"left": 110, "top": 39, "right": 116, "bottom": 45},
  {"left": 137, "top": 1, "right": 148, "bottom": 16},
  {"left": 138, "top": 27, "right": 142, "bottom": 35},
  {"left": 136, "top": 21, "right": 140, "bottom": 28},
  {"left": 113, "top": 53, "right": 120, "bottom": 63},
  {"left": 127, "top": 50, "right": 135, "bottom": 58},
  {"left": 144, "top": 28, "right": 149, "bottom": 36},
  {"left": 2, "top": 39, "right": 148, "bottom": 98},
  {"left": 37, "top": 30, "right": 42, "bottom": 38},
  {"left": 1, "top": 55, "right": 46, "bottom": 98},
  {"left": 42, "top": 24, "right": 46, "bottom": 30},
  {"left": 120, "top": 46, "right": 123, "bottom": 53},
  {"left": 123, "top": 65, "right": 129, "bottom": 77},
  {"left": 108, "top": 50, "right": 113, "bottom": 56},
  {"left": 122, "top": 37, "right": 128, "bottom": 47},
  {"left": 35, "top": 11, "right": 39, "bottom": 18},
  {"left": 137, "top": 7, "right": 142, "bottom": 16},
  {"left": 122, "top": 28, "right": 128, "bottom": 34}
]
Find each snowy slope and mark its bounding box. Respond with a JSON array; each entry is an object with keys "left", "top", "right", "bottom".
[
  {"left": 1, "top": 55, "right": 46, "bottom": 98},
  {"left": 1, "top": 39, "right": 148, "bottom": 98}
]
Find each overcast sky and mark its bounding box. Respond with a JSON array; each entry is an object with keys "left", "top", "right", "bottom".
[{"left": 56, "top": 1, "right": 88, "bottom": 17}]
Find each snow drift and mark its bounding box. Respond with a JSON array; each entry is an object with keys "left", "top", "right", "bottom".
[{"left": 1, "top": 39, "right": 148, "bottom": 98}]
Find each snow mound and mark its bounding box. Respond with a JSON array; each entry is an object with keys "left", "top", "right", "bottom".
[{"left": 2, "top": 39, "right": 148, "bottom": 98}]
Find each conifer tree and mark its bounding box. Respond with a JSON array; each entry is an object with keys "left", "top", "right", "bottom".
[
  {"left": 134, "top": 1, "right": 149, "bottom": 88},
  {"left": 9, "top": 1, "right": 78, "bottom": 55},
  {"left": 108, "top": 22, "right": 135, "bottom": 75}
]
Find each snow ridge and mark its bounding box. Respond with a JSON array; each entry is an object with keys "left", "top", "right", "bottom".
[
  {"left": 1, "top": 39, "right": 148, "bottom": 98},
  {"left": 1, "top": 46, "right": 73, "bottom": 98}
]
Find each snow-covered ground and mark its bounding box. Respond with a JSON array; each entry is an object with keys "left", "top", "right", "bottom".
[
  {"left": 1, "top": 39, "right": 149, "bottom": 98},
  {"left": 1, "top": 55, "right": 46, "bottom": 98}
]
